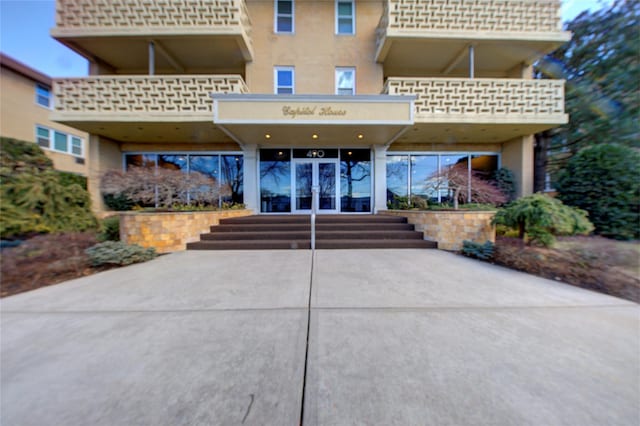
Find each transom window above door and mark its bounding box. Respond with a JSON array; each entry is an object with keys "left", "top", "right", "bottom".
[
  {"left": 275, "top": 67, "right": 295, "bottom": 94},
  {"left": 275, "top": 0, "right": 294, "bottom": 33}
]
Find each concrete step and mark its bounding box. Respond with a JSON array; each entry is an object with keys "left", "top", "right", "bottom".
[
  {"left": 210, "top": 223, "right": 415, "bottom": 232},
  {"left": 200, "top": 230, "right": 424, "bottom": 241},
  {"left": 220, "top": 214, "right": 407, "bottom": 225}
]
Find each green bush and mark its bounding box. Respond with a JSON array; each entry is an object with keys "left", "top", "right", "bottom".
[
  {"left": 556, "top": 144, "right": 640, "bottom": 240},
  {"left": 103, "top": 193, "right": 136, "bottom": 211},
  {"left": 98, "top": 216, "right": 120, "bottom": 241},
  {"left": 461, "top": 240, "right": 495, "bottom": 260},
  {"left": 58, "top": 172, "right": 87, "bottom": 189},
  {"left": 85, "top": 241, "right": 156, "bottom": 267},
  {"left": 493, "top": 168, "right": 516, "bottom": 202},
  {"left": 0, "top": 138, "right": 97, "bottom": 238},
  {"left": 493, "top": 193, "right": 594, "bottom": 247}
]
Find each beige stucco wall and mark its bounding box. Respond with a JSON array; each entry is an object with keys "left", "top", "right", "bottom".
[
  {"left": 88, "top": 135, "right": 122, "bottom": 213},
  {"left": 0, "top": 67, "right": 89, "bottom": 175},
  {"left": 120, "top": 209, "right": 253, "bottom": 253},
  {"left": 502, "top": 135, "right": 534, "bottom": 198},
  {"left": 245, "top": 0, "right": 383, "bottom": 95}
]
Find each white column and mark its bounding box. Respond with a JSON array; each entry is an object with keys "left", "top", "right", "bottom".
[
  {"left": 373, "top": 145, "right": 388, "bottom": 213},
  {"left": 242, "top": 144, "right": 258, "bottom": 212}
]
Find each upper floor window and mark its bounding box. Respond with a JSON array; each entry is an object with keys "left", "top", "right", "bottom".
[
  {"left": 275, "top": 0, "right": 294, "bottom": 33},
  {"left": 336, "top": 0, "right": 355, "bottom": 34},
  {"left": 336, "top": 67, "right": 355, "bottom": 95},
  {"left": 35, "top": 125, "right": 84, "bottom": 157},
  {"left": 36, "top": 84, "right": 51, "bottom": 108},
  {"left": 275, "top": 67, "right": 295, "bottom": 94}
]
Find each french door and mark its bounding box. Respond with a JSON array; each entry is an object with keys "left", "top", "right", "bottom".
[{"left": 292, "top": 158, "right": 339, "bottom": 214}]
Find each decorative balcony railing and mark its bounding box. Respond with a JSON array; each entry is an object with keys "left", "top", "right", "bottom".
[
  {"left": 383, "top": 78, "right": 565, "bottom": 119},
  {"left": 377, "top": 0, "right": 564, "bottom": 53},
  {"left": 53, "top": 75, "right": 249, "bottom": 116},
  {"left": 55, "top": 0, "right": 252, "bottom": 39}
]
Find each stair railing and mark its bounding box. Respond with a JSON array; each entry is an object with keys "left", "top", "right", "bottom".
[{"left": 311, "top": 186, "right": 319, "bottom": 250}]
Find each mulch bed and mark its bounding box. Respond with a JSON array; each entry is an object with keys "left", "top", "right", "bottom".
[
  {"left": 0, "top": 233, "right": 115, "bottom": 298},
  {"left": 491, "top": 236, "right": 640, "bottom": 303}
]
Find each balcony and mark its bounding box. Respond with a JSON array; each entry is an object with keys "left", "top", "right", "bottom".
[
  {"left": 51, "top": 0, "right": 253, "bottom": 73},
  {"left": 376, "top": 0, "right": 571, "bottom": 76},
  {"left": 383, "top": 77, "right": 567, "bottom": 143},
  {"left": 51, "top": 75, "right": 249, "bottom": 143}
]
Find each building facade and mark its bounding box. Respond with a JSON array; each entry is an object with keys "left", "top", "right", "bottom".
[
  {"left": 0, "top": 53, "right": 88, "bottom": 175},
  {"left": 50, "top": 0, "right": 570, "bottom": 213}
]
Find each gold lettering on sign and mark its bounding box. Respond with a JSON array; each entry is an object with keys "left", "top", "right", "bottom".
[{"left": 282, "top": 105, "right": 347, "bottom": 118}]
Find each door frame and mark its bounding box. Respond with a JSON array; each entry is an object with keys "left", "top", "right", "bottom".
[{"left": 292, "top": 157, "right": 340, "bottom": 214}]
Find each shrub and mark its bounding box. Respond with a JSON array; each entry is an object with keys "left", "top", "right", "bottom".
[
  {"left": 425, "top": 163, "right": 507, "bottom": 209},
  {"left": 493, "top": 193, "right": 594, "bottom": 247},
  {"left": 0, "top": 137, "right": 97, "bottom": 238},
  {"left": 85, "top": 241, "right": 156, "bottom": 267},
  {"left": 555, "top": 144, "right": 640, "bottom": 240},
  {"left": 98, "top": 216, "right": 120, "bottom": 241},
  {"left": 493, "top": 168, "right": 516, "bottom": 202},
  {"left": 103, "top": 193, "right": 136, "bottom": 211},
  {"left": 58, "top": 172, "right": 87, "bottom": 189},
  {"left": 461, "top": 240, "right": 495, "bottom": 260},
  {"left": 101, "top": 167, "right": 231, "bottom": 209}
]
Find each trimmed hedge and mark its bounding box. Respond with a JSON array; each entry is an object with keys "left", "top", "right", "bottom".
[{"left": 85, "top": 241, "right": 156, "bottom": 266}]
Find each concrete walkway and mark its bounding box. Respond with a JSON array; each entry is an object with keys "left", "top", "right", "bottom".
[{"left": 1, "top": 250, "right": 638, "bottom": 425}]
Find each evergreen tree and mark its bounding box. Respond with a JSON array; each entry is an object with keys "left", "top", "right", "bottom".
[{"left": 534, "top": 0, "right": 640, "bottom": 190}]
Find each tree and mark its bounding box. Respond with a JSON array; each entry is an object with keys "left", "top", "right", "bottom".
[
  {"left": 534, "top": 0, "right": 640, "bottom": 190},
  {"left": 555, "top": 144, "right": 640, "bottom": 240}
]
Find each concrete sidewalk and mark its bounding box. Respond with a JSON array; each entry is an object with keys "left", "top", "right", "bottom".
[{"left": 1, "top": 250, "right": 638, "bottom": 425}]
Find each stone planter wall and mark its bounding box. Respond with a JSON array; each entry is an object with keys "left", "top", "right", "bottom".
[
  {"left": 381, "top": 210, "right": 497, "bottom": 251},
  {"left": 120, "top": 210, "right": 253, "bottom": 253}
]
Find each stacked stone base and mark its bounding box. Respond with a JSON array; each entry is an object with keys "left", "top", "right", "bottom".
[
  {"left": 120, "top": 210, "right": 253, "bottom": 253},
  {"left": 381, "top": 210, "right": 496, "bottom": 251}
]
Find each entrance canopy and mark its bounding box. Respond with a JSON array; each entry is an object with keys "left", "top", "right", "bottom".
[{"left": 211, "top": 94, "right": 415, "bottom": 146}]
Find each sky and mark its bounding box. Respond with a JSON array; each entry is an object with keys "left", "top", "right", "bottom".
[{"left": 0, "top": 0, "right": 612, "bottom": 78}]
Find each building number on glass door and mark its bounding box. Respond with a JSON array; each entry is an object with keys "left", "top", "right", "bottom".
[{"left": 306, "top": 150, "right": 325, "bottom": 158}]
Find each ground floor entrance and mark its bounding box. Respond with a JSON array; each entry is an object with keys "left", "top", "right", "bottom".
[{"left": 259, "top": 148, "right": 372, "bottom": 214}]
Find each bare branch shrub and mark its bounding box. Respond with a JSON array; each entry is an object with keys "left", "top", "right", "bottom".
[
  {"left": 101, "top": 166, "right": 230, "bottom": 209},
  {"left": 424, "top": 164, "right": 507, "bottom": 209}
]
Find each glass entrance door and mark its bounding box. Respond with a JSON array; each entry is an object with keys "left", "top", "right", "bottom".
[{"left": 293, "top": 159, "right": 339, "bottom": 213}]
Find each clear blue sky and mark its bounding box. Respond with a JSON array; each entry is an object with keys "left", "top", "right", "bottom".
[{"left": 0, "top": 0, "right": 611, "bottom": 78}]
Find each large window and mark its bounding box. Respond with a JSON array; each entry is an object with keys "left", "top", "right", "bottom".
[
  {"left": 36, "top": 84, "right": 51, "bottom": 108},
  {"left": 340, "top": 149, "right": 370, "bottom": 212},
  {"left": 35, "top": 125, "right": 83, "bottom": 157},
  {"left": 336, "top": 0, "right": 355, "bottom": 34},
  {"left": 275, "top": 0, "right": 294, "bottom": 33},
  {"left": 274, "top": 67, "right": 295, "bottom": 94},
  {"left": 336, "top": 67, "right": 355, "bottom": 95},
  {"left": 260, "top": 149, "right": 292, "bottom": 213},
  {"left": 124, "top": 153, "right": 243, "bottom": 207},
  {"left": 387, "top": 153, "right": 500, "bottom": 206}
]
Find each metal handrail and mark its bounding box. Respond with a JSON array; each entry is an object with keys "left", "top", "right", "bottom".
[{"left": 311, "top": 186, "right": 318, "bottom": 250}]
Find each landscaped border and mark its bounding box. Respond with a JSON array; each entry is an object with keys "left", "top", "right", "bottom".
[
  {"left": 381, "top": 210, "right": 497, "bottom": 251},
  {"left": 120, "top": 210, "right": 253, "bottom": 253}
]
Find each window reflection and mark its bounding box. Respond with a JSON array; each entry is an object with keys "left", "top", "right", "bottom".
[
  {"left": 260, "top": 149, "right": 291, "bottom": 212},
  {"left": 319, "top": 162, "right": 337, "bottom": 210},
  {"left": 411, "top": 155, "right": 439, "bottom": 203},
  {"left": 386, "top": 155, "right": 408, "bottom": 206},
  {"left": 125, "top": 154, "right": 156, "bottom": 169},
  {"left": 221, "top": 155, "right": 243, "bottom": 205},
  {"left": 296, "top": 162, "right": 312, "bottom": 210},
  {"left": 340, "top": 149, "right": 370, "bottom": 212}
]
